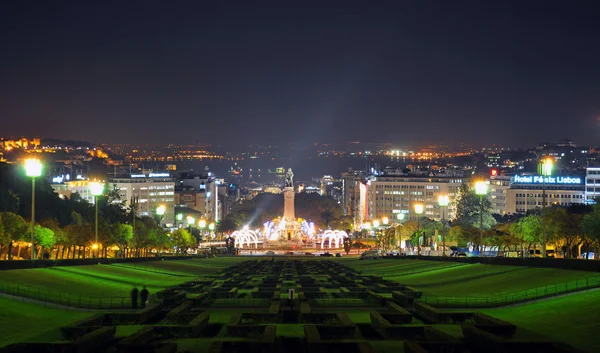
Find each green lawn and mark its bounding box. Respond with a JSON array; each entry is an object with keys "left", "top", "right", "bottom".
[
  {"left": 340, "top": 258, "right": 454, "bottom": 274},
  {"left": 0, "top": 297, "right": 91, "bottom": 348},
  {"left": 382, "top": 263, "right": 597, "bottom": 297},
  {"left": 0, "top": 264, "right": 188, "bottom": 299},
  {"left": 128, "top": 257, "right": 248, "bottom": 275},
  {"left": 484, "top": 290, "right": 600, "bottom": 353}
]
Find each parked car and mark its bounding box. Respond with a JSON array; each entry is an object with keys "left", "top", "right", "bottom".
[
  {"left": 335, "top": 253, "right": 342, "bottom": 257},
  {"left": 266, "top": 251, "right": 275, "bottom": 256},
  {"left": 320, "top": 252, "right": 333, "bottom": 257},
  {"left": 305, "top": 252, "right": 315, "bottom": 256},
  {"left": 359, "top": 250, "right": 381, "bottom": 260}
]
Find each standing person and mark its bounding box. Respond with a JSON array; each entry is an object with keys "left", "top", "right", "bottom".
[
  {"left": 140, "top": 285, "right": 149, "bottom": 308},
  {"left": 131, "top": 286, "right": 139, "bottom": 309}
]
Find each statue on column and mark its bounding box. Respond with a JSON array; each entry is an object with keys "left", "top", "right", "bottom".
[{"left": 285, "top": 168, "right": 294, "bottom": 188}]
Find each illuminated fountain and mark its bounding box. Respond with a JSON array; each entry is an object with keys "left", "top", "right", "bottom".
[
  {"left": 230, "top": 228, "right": 259, "bottom": 249},
  {"left": 320, "top": 230, "right": 348, "bottom": 249}
]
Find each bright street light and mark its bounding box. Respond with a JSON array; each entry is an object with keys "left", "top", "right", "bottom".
[
  {"left": 373, "top": 220, "right": 380, "bottom": 227},
  {"left": 156, "top": 205, "right": 166, "bottom": 216},
  {"left": 382, "top": 217, "right": 389, "bottom": 225},
  {"left": 363, "top": 222, "right": 371, "bottom": 229},
  {"left": 438, "top": 194, "right": 449, "bottom": 256},
  {"left": 208, "top": 223, "right": 215, "bottom": 231},
  {"left": 414, "top": 204, "right": 424, "bottom": 255},
  {"left": 198, "top": 219, "right": 206, "bottom": 228},
  {"left": 25, "top": 159, "right": 42, "bottom": 261},
  {"left": 474, "top": 181, "right": 488, "bottom": 255},
  {"left": 539, "top": 157, "right": 554, "bottom": 258},
  {"left": 397, "top": 213, "right": 405, "bottom": 221},
  {"left": 187, "top": 216, "right": 195, "bottom": 225},
  {"left": 89, "top": 181, "right": 104, "bottom": 258},
  {"left": 177, "top": 213, "right": 183, "bottom": 221}
]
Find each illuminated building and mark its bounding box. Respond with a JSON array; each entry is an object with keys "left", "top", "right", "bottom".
[
  {"left": 366, "top": 175, "right": 464, "bottom": 222},
  {"left": 586, "top": 167, "right": 600, "bottom": 202},
  {"left": 506, "top": 174, "right": 586, "bottom": 213},
  {"left": 109, "top": 173, "right": 176, "bottom": 226},
  {"left": 51, "top": 180, "right": 97, "bottom": 204}
]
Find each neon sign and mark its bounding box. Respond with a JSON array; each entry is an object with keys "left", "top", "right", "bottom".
[{"left": 511, "top": 175, "right": 582, "bottom": 185}]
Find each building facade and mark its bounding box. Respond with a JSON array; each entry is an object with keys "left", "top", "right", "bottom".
[
  {"left": 366, "top": 175, "right": 464, "bottom": 222},
  {"left": 505, "top": 174, "right": 586, "bottom": 214},
  {"left": 109, "top": 172, "right": 176, "bottom": 226},
  {"left": 585, "top": 167, "right": 600, "bottom": 202},
  {"left": 489, "top": 176, "right": 511, "bottom": 215}
]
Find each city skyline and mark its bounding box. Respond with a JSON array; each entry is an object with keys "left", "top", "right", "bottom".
[{"left": 1, "top": 1, "right": 600, "bottom": 147}]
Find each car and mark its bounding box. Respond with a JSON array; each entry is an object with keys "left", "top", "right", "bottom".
[
  {"left": 285, "top": 251, "right": 294, "bottom": 255},
  {"left": 266, "top": 251, "right": 275, "bottom": 256},
  {"left": 359, "top": 250, "right": 380, "bottom": 260},
  {"left": 455, "top": 252, "right": 467, "bottom": 257},
  {"left": 335, "top": 253, "right": 342, "bottom": 257},
  {"left": 305, "top": 252, "right": 314, "bottom": 256},
  {"left": 320, "top": 252, "right": 333, "bottom": 257}
]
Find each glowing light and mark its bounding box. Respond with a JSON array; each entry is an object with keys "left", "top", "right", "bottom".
[
  {"left": 208, "top": 223, "right": 215, "bottom": 231},
  {"left": 89, "top": 181, "right": 104, "bottom": 196},
  {"left": 373, "top": 220, "right": 380, "bottom": 227},
  {"left": 156, "top": 205, "right": 166, "bottom": 215},
  {"left": 539, "top": 158, "right": 554, "bottom": 177},
  {"left": 397, "top": 213, "right": 405, "bottom": 221},
  {"left": 24, "top": 159, "right": 42, "bottom": 177},
  {"left": 438, "top": 195, "right": 449, "bottom": 207},
  {"left": 414, "top": 204, "right": 424, "bottom": 214},
  {"left": 363, "top": 222, "right": 371, "bottom": 229},
  {"left": 475, "top": 181, "right": 488, "bottom": 195},
  {"left": 198, "top": 219, "right": 206, "bottom": 228},
  {"left": 187, "top": 216, "right": 195, "bottom": 225},
  {"left": 382, "top": 217, "right": 389, "bottom": 225},
  {"left": 177, "top": 213, "right": 183, "bottom": 221}
]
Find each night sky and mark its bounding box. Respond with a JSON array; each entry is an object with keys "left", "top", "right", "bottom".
[{"left": 1, "top": 0, "right": 600, "bottom": 147}]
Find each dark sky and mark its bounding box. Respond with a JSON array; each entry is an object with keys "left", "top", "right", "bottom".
[{"left": 1, "top": 0, "right": 600, "bottom": 148}]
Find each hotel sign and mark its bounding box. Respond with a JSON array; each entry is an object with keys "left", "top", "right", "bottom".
[{"left": 511, "top": 175, "right": 582, "bottom": 185}]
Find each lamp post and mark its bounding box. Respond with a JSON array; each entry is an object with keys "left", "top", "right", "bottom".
[
  {"left": 25, "top": 159, "right": 42, "bottom": 261},
  {"left": 186, "top": 216, "right": 195, "bottom": 235},
  {"left": 437, "top": 195, "right": 449, "bottom": 256},
  {"left": 198, "top": 219, "right": 206, "bottom": 244},
  {"left": 414, "top": 204, "right": 424, "bottom": 255},
  {"left": 89, "top": 181, "right": 104, "bottom": 258},
  {"left": 156, "top": 205, "right": 166, "bottom": 226},
  {"left": 474, "top": 181, "right": 488, "bottom": 256},
  {"left": 208, "top": 222, "right": 215, "bottom": 240},
  {"left": 539, "top": 158, "right": 553, "bottom": 258}
]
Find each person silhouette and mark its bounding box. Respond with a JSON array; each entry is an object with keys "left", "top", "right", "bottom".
[{"left": 140, "top": 285, "right": 149, "bottom": 308}]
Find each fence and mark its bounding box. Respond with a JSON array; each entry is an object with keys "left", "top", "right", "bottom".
[
  {"left": 0, "top": 281, "right": 131, "bottom": 310},
  {"left": 419, "top": 276, "right": 600, "bottom": 308},
  {"left": 359, "top": 262, "right": 466, "bottom": 277}
]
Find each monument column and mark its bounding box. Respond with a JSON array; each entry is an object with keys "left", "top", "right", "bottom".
[{"left": 283, "top": 187, "right": 295, "bottom": 221}]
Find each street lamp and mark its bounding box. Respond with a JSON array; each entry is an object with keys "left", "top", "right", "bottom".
[
  {"left": 198, "top": 219, "right": 206, "bottom": 243},
  {"left": 89, "top": 181, "right": 104, "bottom": 258},
  {"left": 25, "top": 159, "right": 42, "bottom": 261},
  {"left": 438, "top": 195, "right": 449, "bottom": 256},
  {"left": 474, "top": 181, "right": 488, "bottom": 255},
  {"left": 414, "top": 204, "right": 424, "bottom": 255},
  {"left": 156, "top": 205, "right": 165, "bottom": 226},
  {"left": 208, "top": 222, "right": 215, "bottom": 239},
  {"left": 539, "top": 158, "right": 553, "bottom": 258},
  {"left": 397, "top": 213, "right": 405, "bottom": 221},
  {"left": 382, "top": 217, "right": 389, "bottom": 226}
]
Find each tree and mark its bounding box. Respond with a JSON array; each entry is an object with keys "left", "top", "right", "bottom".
[
  {"left": 171, "top": 229, "right": 193, "bottom": 254},
  {"left": 581, "top": 204, "right": 600, "bottom": 259},
  {"left": 0, "top": 212, "right": 28, "bottom": 260},
  {"left": 514, "top": 214, "right": 542, "bottom": 255},
  {"left": 454, "top": 183, "right": 496, "bottom": 230},
  {"left": 547, "top": 207, "right": 584, "bottom": 258},
  {"left": 34, "top": 225, "right": 55, "bottom": 259},
  {"left": 111, "top": 223, "right": 133, "bottom": 257},
  {"left": 217, "top": 218, "right": 238, "bottom": 236}
]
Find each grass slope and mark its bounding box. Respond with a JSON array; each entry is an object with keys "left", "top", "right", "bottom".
[
  {"left": 0, "top": 297, "right": 90, "bottom": 348},
  {"left": 484, "top": 290, "right": 600, "bottom": 353}
]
